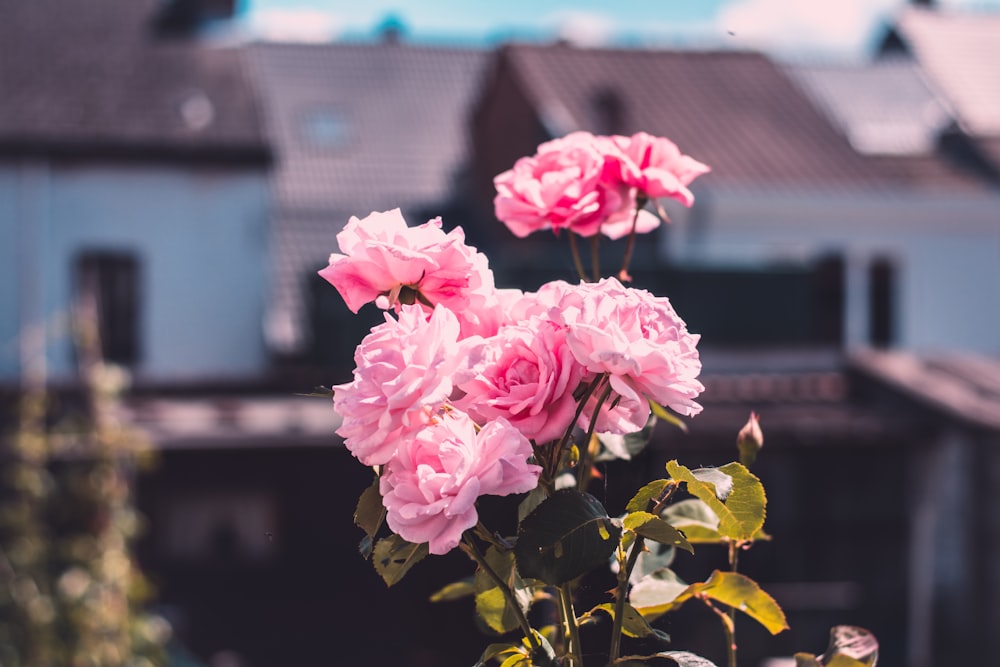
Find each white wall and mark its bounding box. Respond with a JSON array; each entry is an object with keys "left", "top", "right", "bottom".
[
  {"left": 661, "top": 187, "right": 1000, "bottom": 355},
  {"left": 0, "top": 160, "right": 270, "bottom": 384}
]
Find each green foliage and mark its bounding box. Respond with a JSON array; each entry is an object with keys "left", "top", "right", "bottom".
[
  {"left": 619, "top": 650, "right": 720, "bottom": 666},
  {"left": 596, "top": 414, "right": 657, "bottom": 461},
  {"left": 354, "top": 478, "right": 386, "bottom": 558},
  {"left": 649, "top": 401, "right": 688, "bottom": 433},
  {"left": 372, "top": 534, "right": 428, "bottom": 586},
  {"left": 623, "top": 511, "right": 693, "bottom": 553},
  {"left": 474, "top": 546, "right": 533, "bottom": 634},
  {"left": 514, "top": 490, "right": 621, "bottom": 585},
  {"left": 666, "top": 461, "right": 766, "bottom": 542},
  {"left": 585, "top": 602, "right": 666, "bottom": 640},
  {"left": 795, "top": 625, "right": 879, "bottom": 666}
]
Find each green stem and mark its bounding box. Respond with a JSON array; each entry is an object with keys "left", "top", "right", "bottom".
[
  {"left": 608, "top": 482, "right": 678, "bottom": 663},
  {"left": 576, "top": 380, "right": 613, "bottom": 490},
  {"left": 559, "top": 582, "right": 583, "bottom": 665},
  {"left": 460, "top": 535, "right": 540, "bottom": 654},
  {"left": 552, "top": 375, "right": 605, "bottom": 479},
  {"left": 568, "top": 232, "right": 589, "bottom": 282},
  {"left": 618, "top": 196, "right": 647, "bottom": 282},
  {"left": 706, "top": 599, "right": 738, "bottom": 667}
]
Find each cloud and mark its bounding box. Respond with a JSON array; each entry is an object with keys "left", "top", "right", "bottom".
[
  {"left": 544, "top": 10, "right": 617, "bottom": 46},
  {"left": 718, "top": 0, "right": 904, "bottom": 58},
  {"left": 247, "top": 8, "right": 341, "bottom": 43}
]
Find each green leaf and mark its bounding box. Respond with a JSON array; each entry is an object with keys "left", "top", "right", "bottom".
[
  {"left": 429, "top": 578, "right": 475, "bottom": 602},
  {"left": 474, "top": 643, "right": 521, "bottom": 667},
  {"left": 518, "top": 486, "right": 548, "bottom": 524},
  {"left": 514, "top": 489, "right": 622, "bottom": 585},
  {"left": 666, "top": 461, "right": 766, "bottom": 541},
  {"left": 794, "top": 654, "right": 823, "bottom": 667},
  {"left": 699, "top": 570, "right": 788, "bottom": 635},
  {"left": 649, "top": 400, "right": 688, "bottom": 433},
  {"left": 474, "top": 546, "right": 533, "bottom": 634},
  {"left": 820, "top": 626, "right": 879, "bottom": 666},
  {"left": 660, "top": 499, "right": 723, "bottom": 543},
  {"left": 354, "top": 478, "right": 386, "bottom": 541},
  {"left": 294, "top": 385, "right": 334, "bottom": 397},
  {"left": 596, "top": 414, "right": 657, "bottom": 461},
  {"left": 690, "top": 468, "right": 733, "bottom": 500},
  {"left": 626, "top": 480, "right": 670, "bottom": 513},
  {"left": 628, "top": 568, "right": 689, "bottom": 619},
  {"left": 653, "top": 651, "right": 720, "bottom": 666},
  {"left": 372, "top": 534, "right": 428, "bottom": 586},
  {"left": 624, "top": 511, "right": 693, "bottom": 553},
  {"left": 587, "top": 602, "right": 660, "bottom": 639}
]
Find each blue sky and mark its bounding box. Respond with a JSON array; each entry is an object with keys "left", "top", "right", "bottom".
[{"left": 237, "top": 0, "right": 1000, "bottom": 59}]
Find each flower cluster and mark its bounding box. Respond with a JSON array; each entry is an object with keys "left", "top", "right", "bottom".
[
  {"left": 493, "top": 130, "right": 710, "bottom": 240},
  {"left": 321, "top": 195, "right": 704, "bottom": 555}
]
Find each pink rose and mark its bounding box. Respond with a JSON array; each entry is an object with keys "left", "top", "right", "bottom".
[
  {"left": 557, "top": 278, "right": 704, "bottom": 433},
  {"left": 457, "top": 317, "right": 585, "bottom": 444},
  {"left": 607, "top": 132, "right": 710, "bottom": 206},
  {"left": 493, "top": 131, "right": 629, "bottom": 238},
  {"left": 318, "top": 208, "right": 496, "bottom": 337},
  {"left": 380, "top": 412, "right": 542, "bottom": 555},
  {"left": 333, "top": 304, "right": 465, "bottom": 466}
]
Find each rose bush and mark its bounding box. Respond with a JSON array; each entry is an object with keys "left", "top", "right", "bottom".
[{"left": 319, "top": 132, "right": 878, "bottom": 667}]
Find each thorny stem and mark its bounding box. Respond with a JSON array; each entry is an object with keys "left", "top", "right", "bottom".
[
  {"left": 568, "top": 232, "right": 589, "bottom": 282},
  {"left": 618, "top": 196, "right": 647, "bottom": 283},
  {"left": 559, "top": 582, "right": 583, "bottom": 666},
  {"left": 460, "top": 535, "right": 540, "bottom": 654},
  {"left": 726, "top": 540, "right": 743, "bottom": 661},
  {"left": 608, "top": 482, "right": 678, "bottom": 663},
  {"left": 576, "top": 381, "right": 614, "bottom": 490}
]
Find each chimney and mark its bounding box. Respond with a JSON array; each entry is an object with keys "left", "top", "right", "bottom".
[{"left": 153, "top": 0, "right": 237, "bottom": 37}]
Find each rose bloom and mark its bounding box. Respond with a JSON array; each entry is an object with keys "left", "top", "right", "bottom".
[
  {"left": 559, "top": 278, "right": 704, "bottom": 433},
  {"left": 380, "top": 412, "right": 542, "bottom": 555},
  {"left": 493, "top": 131, "right": 629, "bottom": 238},
  {"left": 607, "top": 132, "right": 710, "bottom": 207},
  {"left": 333, "top": 304, "right": 465, "bottom": 466},
  {"left": 457, "top": 317, "right": 585, "bottom": 444},
  {"left": 318, "top": 208, "right": 496, "bottom": 337}
]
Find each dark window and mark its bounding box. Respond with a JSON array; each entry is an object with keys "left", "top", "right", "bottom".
[
  {"left": 75, "top": 252, "right": 141, "bottom": 365},
  {"left": 869, "top": 256, "right": 895, "bottom": 347}
]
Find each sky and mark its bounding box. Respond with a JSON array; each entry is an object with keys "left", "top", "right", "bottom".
[{"left": 236, "top": 0, "right": 1000, "bottom": 60}]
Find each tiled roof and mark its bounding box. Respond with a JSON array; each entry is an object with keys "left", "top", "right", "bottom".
[
  {"left": 0, "top": 0, "right": 268, "bottom": 161},
  {"left": 247, "top": 41, "right": 488, "bottom": 215},
  {"left": 786, "top": 58, "right": 951, "bottom": 156},
  {"left": 892, "top": 7, "right": 1000, "bottom": 139},
  {"left": 247, "top": 41, "right": 488, "bottom": 353},
  {"left": 499, "top": 44, "right": 990, "bottom": 193}
]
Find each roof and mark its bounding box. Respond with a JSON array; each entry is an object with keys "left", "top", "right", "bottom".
[
  {"left": 850, "top": 348, "right": 1000, "bottom": 432},
  {"left": 891, "top": 7, "right": 1000, "bottom": 139},
  {"left": 496, "top": 44, "right": 992, "bottom": 194},
  {"left": 0, "top": 0, "right": 268, "bottom": 162},
  {"left": 247, "top": 41, "right": 488, "bottom": 216},
  {"left": 247, "top": 41, "right": 488, "bottom": 353}
]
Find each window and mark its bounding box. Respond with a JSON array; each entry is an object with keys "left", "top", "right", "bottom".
[
  {"left": 75, "top": 251, "right": 141, "bottom": 366},
  {"left": 299, "top": 108, "right": 352, "bottom": 150}
]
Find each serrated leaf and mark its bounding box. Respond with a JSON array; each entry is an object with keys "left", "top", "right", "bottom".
[
  {"left": 518, "top": 486, "right": 548, "bottom": 524},
  {"left": 666, "top": 461, "right": 766, "bottom": 541},
  {"left": 624, "top": 511, "right": 693, "bottom": 553},
  {"left": 690, "top": 468, "right": 733, "bottom": 500},
  {"left": 474, "top": 643, "right": 521, "bottom": 667},
  {"left": 429, "top": 578, "right": 475, "bottom": 602},
  {"left": 626, "top": 479, "right": 671, "bottom": 513},
  {"left": 649, "top": 400, "right": 688, "bottom": 433},
  {"left": 588, "top": 602, "right": 658, "bottom": 638},
  {"left": 596, "top": 414, "right": 657, "bottom": 461},
  {"left": 628, "top": 568, "right": 689, "bottom": 619},
  {"left": 660, "top": 499, "right": 724, "bottom": 544},
  {"left": 474, "top": 546, "right": 533, "bottom": 634},
  {"left": 514, "top": 490, "right": 622, "bottom": 585},
  {"left": 372, "top": 534, "right": 428, "bottom": 586},
  {"left": 354, "top": 478, "right": 385, "bottom": 540},
  {"left": 699, "top": 570, "right": 788, "bottom": 635}
]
